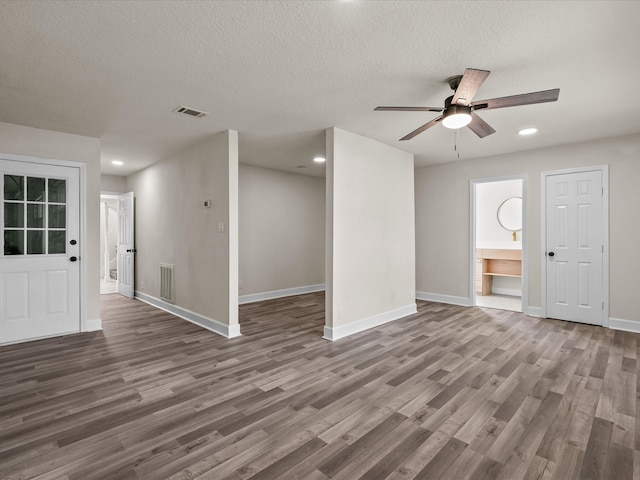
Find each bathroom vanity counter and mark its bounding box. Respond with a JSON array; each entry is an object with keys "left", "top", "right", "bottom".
[{"left": 476, "top": 248, "right": 522, "bottom": 295}]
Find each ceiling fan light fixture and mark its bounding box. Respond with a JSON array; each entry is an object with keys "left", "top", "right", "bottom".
[{"left": 442, "top": 105, "right": 472, "bottom": 129}]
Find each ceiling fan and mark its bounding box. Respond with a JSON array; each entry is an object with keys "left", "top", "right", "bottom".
[{"left": 375, "top": 68, "right": 560, "bottom": 141}]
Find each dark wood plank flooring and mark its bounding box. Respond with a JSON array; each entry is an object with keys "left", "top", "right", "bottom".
[{"left": 0, "top": 293, "right": 638, "bottom": 479}]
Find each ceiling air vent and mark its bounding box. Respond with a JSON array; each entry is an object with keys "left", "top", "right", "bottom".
[{"left": 172, "top": 105, "right": 209, "bottom": 118}]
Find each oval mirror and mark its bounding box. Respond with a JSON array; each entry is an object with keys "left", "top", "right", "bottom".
[{"left": 497, "top": 197, "right": 523, "bottom": 231}]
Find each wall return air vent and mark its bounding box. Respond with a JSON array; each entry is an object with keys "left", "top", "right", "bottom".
[
  {"left": 160, "top": 264, "right": 175, "bottom": 304},
  {"left": 172, "top": 105, "right": 209, "bottom": 118}
]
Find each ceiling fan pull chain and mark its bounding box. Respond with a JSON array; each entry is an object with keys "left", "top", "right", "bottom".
[{"left": 455, "top": 129, "right": 460, "bottom": 159}]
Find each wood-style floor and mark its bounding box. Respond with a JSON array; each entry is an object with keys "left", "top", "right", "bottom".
[{"left": 0, "top": 293, "right": 637, "bottom": 480}]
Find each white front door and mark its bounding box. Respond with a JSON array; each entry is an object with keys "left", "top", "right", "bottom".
[
  {"left": 0, "top": 158, "right": 80, "bottom": 344},
  {"left": 117, "top": 192, "right": 135, "bottom": 298},
  {"left": 545, "top": 169, "right": 604, "bottom": 325}
]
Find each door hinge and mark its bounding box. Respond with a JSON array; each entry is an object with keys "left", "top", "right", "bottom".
[
  {"left": 602, "top": 301, "right": 604, "bottom": 310},
  {"left": 602, "top": 245, "right": 604, "bottom": 253}
]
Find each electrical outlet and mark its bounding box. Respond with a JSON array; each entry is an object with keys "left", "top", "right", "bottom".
[
  {"left": 239, "top": 280, "right": 243, "bottom": 289},
  {"left": 141, "top": 281, "right": 145, "bottom": 289},
  {"left": 218, "top": 221, "right": 225, "bottom": 232}
]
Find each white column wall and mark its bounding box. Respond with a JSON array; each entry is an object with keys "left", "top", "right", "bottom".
[
  {"left": 325, "top": 127, "right": 416, "bottom": 341},
  {"left": 126, "top": 130, "right": 239, "bottom": 337}
]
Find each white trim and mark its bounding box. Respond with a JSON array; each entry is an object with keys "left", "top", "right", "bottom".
[
  {"left": 323, "top": 303, "right": 417, "bottom": 341},
  {"left": 416, "top": 291, "right": 472, "bottom": 307},
  {"left": 469, "top": 175, "right": 528, "bottom": 314},
  {"left": 84, "top": 318, "right": 102, "bottom": 332},
  {"left": 540, "top": 165, "right": 609, "bottom": 324},
  {"left": 239, "top": 284, "right": 325, "bottom": 305},
  {"left": 609, "top": 317, "right": 640, "bottom": 334},
  {"left": 79, "top": 162, "right": 88, "bottom": 332},
  {"left": 135, "top": 291, "right": 241, "bottom": 338},
  {"left": 0, "top": 330, "right": 79, "bottom": 347},
  {"left": 526, "top": 306, "right": 543, "bottom": 317}
]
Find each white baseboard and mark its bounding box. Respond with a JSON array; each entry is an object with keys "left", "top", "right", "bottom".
[
  {"left": 416, "top": 291, "right": 472, "bottom": 307},
  {"left": 239, "top": 283, "right": 325, "bottom": 305},
  {"left": 135, "top": 291, "right": 241, "bottom": 338},
  {"left": 609, "top": 317, "right": 640, "bottom": 334},
  {"left": 84, "top": 318, "right": 102, "bottom": 332},
  {"left": 525, "top": 306, "right": 543, "bottom": 318},
  {"left": 323, "top": 303, "right": 417, "bottom": 341}
]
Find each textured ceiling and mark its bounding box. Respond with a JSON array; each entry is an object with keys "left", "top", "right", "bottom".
[{"left": 1, "top": 1, "right": 639, "bottom": 177}]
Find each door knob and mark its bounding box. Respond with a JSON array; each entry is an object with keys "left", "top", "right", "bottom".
[
  {"left": 548, "top": 252, "right": 555, "bottom": 257},
  {"left": 69, "top": 256, "right": 78, "bottom": 262}
]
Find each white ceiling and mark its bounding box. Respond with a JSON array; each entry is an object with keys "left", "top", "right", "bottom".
[{"left": 1, "top": 1, "right": 639, "bottom": 177}]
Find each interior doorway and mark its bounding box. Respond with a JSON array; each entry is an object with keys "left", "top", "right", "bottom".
[
  {"left": 471, "top": 176, "right": 526, "bottom": 312},
  {"left": 100, "top": 194, "right": 118, "bottom": 294}
]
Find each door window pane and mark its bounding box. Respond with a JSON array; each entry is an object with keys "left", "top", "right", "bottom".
[
  {"left": 4, "top": 203, "right": 24, "bottom": 227},
  {"left": 27, "top": 204, "right": 45, "bottom": 228},
  {"left": 27, "top": 230, "right": 45, "bottom": 254},
  {"left": 48, "top": 231, "right": 66, "bottom": 254},
  {"left": 27, "top": 177, "right": 45, "bottom": 202},
  {"left": 4, "top": 175, "right": 24, "bottom": 200},
  {"left": 4, "top": 230, "right": 24, "bottom": 255},
  {"left": 2, "top": 175, "right": 70, "bottom": 257},
  {"left": 48, "top": 179, "right": 66, "bottom": 203},
  {"left": 48, "top": 205, "right": 66, "bottom": 228}
]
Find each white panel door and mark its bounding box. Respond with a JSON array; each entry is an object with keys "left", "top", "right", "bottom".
[
  {"left": 546, "top": 170, "right": 603, "bottom": 325},
  {"left": 0, "top": 159, "right": 80, "bottom": 344},
  {"left": 117, "top": 192, "right": 135, "bottom": 298}
]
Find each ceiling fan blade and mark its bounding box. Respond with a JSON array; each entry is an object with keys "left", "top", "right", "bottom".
[
  {"left": 399, "top": 116, "right": 443, "bottom": 141},
  {"left": 467, "top": 112, "right": 496, "bottom": 138},
  {"left": 451, "top": 68, "right": 490, "bottom": 106},
  {"left": 374, "top": 106, "right": 443, "bottom": 112},
  {"left": 472, "top": 88, "right": 560, "bottom": 111}
]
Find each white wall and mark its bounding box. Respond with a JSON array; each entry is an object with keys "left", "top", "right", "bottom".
[
  {"left": 476, "top": 180, "right": 523, "bottom": 246},
  {"left": 126, "top": 130, "right": 239, "bottom": 337},
  {"left": 325, "top": 127, "right": 416, "bottom": 340},
  {"left": 239, "top": 164, "right": 325, "bottom": 300},
  {"left": 416, "top": 132, "right": 640, "bottom": 325},
  {"left": 100, "top": 174, "right": 126, "bottom": 193},
  {"left": 0, "top": 122, "right": 101, "bottom": 329}
]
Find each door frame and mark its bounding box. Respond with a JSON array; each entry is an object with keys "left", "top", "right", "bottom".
[
  {"left": 540, "top": 165, "right": 609, "bottom": 325},
  {"left": 469, "top": 174, "right": 528, "bottom": 313},
  {"left": 0, "top": 152, "right": 88, "bottom": 334}
]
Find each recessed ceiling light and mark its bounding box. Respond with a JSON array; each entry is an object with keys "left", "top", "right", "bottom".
[
  {"left": 297, "top": 165, "right": 306, "bottom": 169},
  {"left": 112, "top": 160, "right": 123, "bottom": 166},
  {"left": 518, "top": 128, "right": 538, "bottom": 136},
  {"left": 314, "top": 157, "right": 326, "bottom": 163}
]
